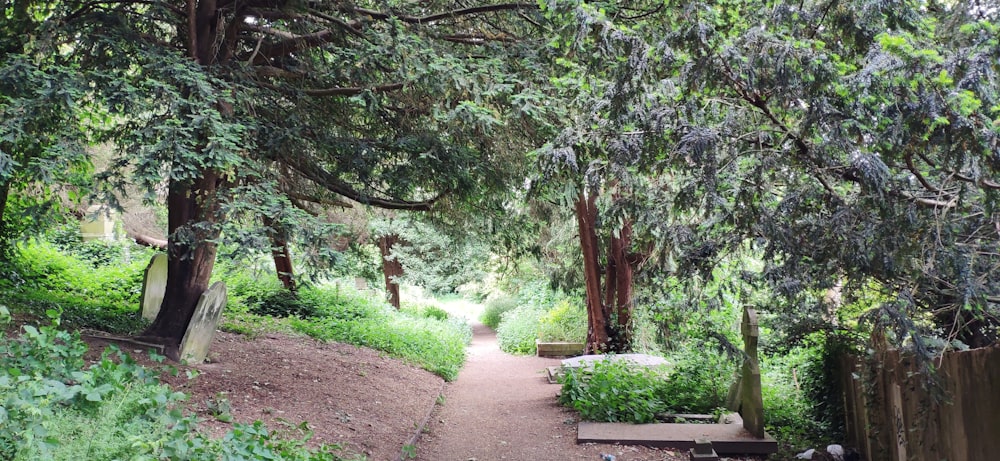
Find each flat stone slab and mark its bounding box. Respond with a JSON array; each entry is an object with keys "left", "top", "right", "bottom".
[
  {"left": 561, "top": 353, "right": 669, "bottom": 368},
  {"left": 548, "top": 354, "right": 670, "bottom": 384},
  {"left": 578, "top": 422, "right": 778, "bottom": 455}
]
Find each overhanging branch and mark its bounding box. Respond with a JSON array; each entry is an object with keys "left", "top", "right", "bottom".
[
  {"left": 277, "top": 152, "right": 438, "bottom": 211},
  {"left": 344, "top": 3, "right": 537, "bottom": 25},
  {"left": 256, "top": 80, "right": 406, "bottom": 96}
]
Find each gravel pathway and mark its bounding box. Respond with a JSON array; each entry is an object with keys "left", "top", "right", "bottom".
[{"left": 414, "top": 323, "right": 688, "bottom": 461}]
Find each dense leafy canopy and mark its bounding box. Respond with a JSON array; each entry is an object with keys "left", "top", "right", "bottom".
[{"left": 3, "top": 0, "right": 999, "bottom": 354}]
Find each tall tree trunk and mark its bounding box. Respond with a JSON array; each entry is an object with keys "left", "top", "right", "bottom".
[
  {"left": 140, "top": 0, "right": 229, "bottom": 347},
  {"left": 576, "top": 191, "right": 609, "bottom": 353},
  {"left": 264, "top": 216, "right": 295, "bottom": 291},
  {"left": 605, "top": 218, "right": 634, "bottom": 352},
  {"left": 0, "top": 180, "right": 10, "bottom": 251},
  {"left": 576, "top": 189, "right": 637, "bottom": 354},
  {"left": 141, "top": 170, "right": 223, "bottom": 345},
  {"left": 378, "top": 233, "right": 403, "bottom": 309}
]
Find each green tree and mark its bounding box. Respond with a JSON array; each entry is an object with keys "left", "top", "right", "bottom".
[
  {"left": 0, "top": 3, "right": 91, "bottom": 255},
  {"left": 650, "top": 0, "right": 1000, "bottom": 355},
  {"left": 23, "top": 1, "right": 545, "bottom": 347}
]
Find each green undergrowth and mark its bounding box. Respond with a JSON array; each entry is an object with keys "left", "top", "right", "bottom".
[
  {"left": 221, "top": 274, "right": 472, "bottom": 381},
  {"left": 0, "top": 240, "right": 151, "bottom": 334},
  {"left": 0, "top": 306, "right": 362, "bottom": 461},
  {"left": 490, "top": 279, "right": 587, "bottom": 355},
  {"left": 557, "top": 346, "right": 734, "bottom": 424},
  {"left": 557, "top": 341, "right": 828, "bottom": 455}
]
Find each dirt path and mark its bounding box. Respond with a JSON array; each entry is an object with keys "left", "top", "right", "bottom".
[{"left": 414, "top": 323, "right": 687, "bottom": 461}]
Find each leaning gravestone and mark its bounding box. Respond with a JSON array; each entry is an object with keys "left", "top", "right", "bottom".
[
  {"left": 140, "top": 253, "right": 168, "bottom": 321},
  {"left": 741, "top": 306, "right": 766, "bottom": 438},
  {"left": 178, "top": 281, "right": 227, "bottom": 364}
]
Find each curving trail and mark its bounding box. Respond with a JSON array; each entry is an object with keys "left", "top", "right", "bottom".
[{"left": 414, "top": 323, "right": 685, "bottom": 461}]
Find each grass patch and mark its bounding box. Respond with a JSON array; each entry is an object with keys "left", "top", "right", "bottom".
[
  {"left": 286, "top": 286, "right": 471, "bottom": 381},
  {"left": 223, "top": 280, "right": 472, "bottom": 381}
]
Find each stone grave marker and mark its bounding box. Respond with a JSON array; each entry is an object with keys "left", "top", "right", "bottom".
[
  {"left": 140, "top": 253, "right": 168, "bottom": 321},
  {"left": 80, "top": 204, "right": 115, "bottom": 241},
  {"left": 178, "top": 281, "right": 227, "bottom": 364},
  {"left": 740, "top": 306, "right": 765, "bottom": 438},
  {"left": 548, "top": 353, "right": 670, "bottom": 383}
]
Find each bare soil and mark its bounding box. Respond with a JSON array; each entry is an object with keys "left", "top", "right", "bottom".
[
  {"left": 84, "top": 331, "right": 443, "bottom": 461},
  {"left": 83, "top": 326, "right": 759, "bottom": 461}
]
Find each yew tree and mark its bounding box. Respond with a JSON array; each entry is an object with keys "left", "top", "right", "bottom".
[
  {"left": 528, "top": 1, "right": 677, "bottom": 353},
  {"left": 651, "top": 0, "right": 1000, "bottom": 354},
  {"left": 532, "top": 0, "right": 1000, "bottom": 357},
  {"left": 0, "top": 4, "right": 91, "bottom": 254},
  {"left": 33, "top": 0, "right": 544, "bottom": 347}
]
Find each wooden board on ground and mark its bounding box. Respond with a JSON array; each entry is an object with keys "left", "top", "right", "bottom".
[{"left": 577, "top": 421, "right": 778, "bottom": 455}]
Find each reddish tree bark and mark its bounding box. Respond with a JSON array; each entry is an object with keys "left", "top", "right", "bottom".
[
  {"left": 264, "top": 216, "right": 296, "bottom": 291},
  {"left": 140, "top": 3, "right": 229, "bottom": 347},
  {"left": 378, "top": 233, "right": 404, "bottom": 309},
  {"left": 576, "top": 190, "right": 637, "bottom": 354},
  {"left": 141, "top": 171, "right": 224, "bottom": 346},
  {"left": 604, "top": 218, "right": 634, "bottom": 351},
  {"left": 576, "top": 191, "right": 609, "bottom": 352}
]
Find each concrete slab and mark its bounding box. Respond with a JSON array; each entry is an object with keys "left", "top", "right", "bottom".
[
  {"left": 578, "top": 422, "right": 778, "bottom": 455},
  {"left": 561, "top": 353, "right": 669, "bottom": 368}
]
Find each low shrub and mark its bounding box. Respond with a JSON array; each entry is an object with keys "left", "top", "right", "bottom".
[
  {"left": 247, "top": 290, "right": 319, "bottom": 318},
  {"left": 558, "top": 359, "right": 668, "bottom": 423},
  {"left": 0, "top": 307, "right": 360, "bottom": 461},
  {"left": 401, "top": 302, "right": 450, "bottom": 321},
  {"left": 479, "top": 296, "right": 517, "bottom": 330},
  {"left": 659, "top": 343, "right": 735, "bottom": 413},
  {"left": 495, "top": 305, "right": 545, "bottom": 354},
  {"left": 536, "top": 299, "right": 587, "bottom": 342},
  {"left": 557, "top": 344, "right": 736, "bottom": 423},
  {"left": 5, "top": 237, "right": 151, "bottom": 312},
  {"left": 760, "top": 345, "right": 832, "bottom": 453}
]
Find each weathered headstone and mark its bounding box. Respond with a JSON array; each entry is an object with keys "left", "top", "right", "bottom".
[
  {"left": 178, "top": 281, "right": 227, "bottom": 364},
  {"left": 80, "top": 204, "right": 115, "bottom": 241},
  {"left": 354, "top": 276, "right": 367, "bottom": 291},
  {"left": 741, "top": 306, "right": 765, "bottom": 438},
  {"left": 140, "top": 253, "right": 168, "bottom": 321}
]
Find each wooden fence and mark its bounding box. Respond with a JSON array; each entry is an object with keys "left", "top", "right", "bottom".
[{"left": 840, "top": 344, "right": 1000, "bottom": 461}]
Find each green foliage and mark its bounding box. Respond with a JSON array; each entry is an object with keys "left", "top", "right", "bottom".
[
  {"left": 479, "top": 296, "right": 517, "bottom": 330},
  {"left": 495, "top": 305, "right": 545, "bottom": 355},
  {"left": 536, "top": 299, "right": 587, "bottom": 342},
  {"left": 401, "top": 302, "right": 450, "bottom": 321},
  {"left": 0, "top": 306, "right": 361, "bottom": 461},
  {"left": 659, "top": 343, "right": 736, "bottom": 414},
  {"left": 248, "top": 290, "right": 319, "bottom": 319},
  {"left": 558, "top": 360, "right": 668, "bottom": 424},
  {"left": 0, "top": 50, "right": 92, "bottom": 253},
  {"left": 372, "top": 217, "right": 490, "bottom": 295},
  {"left": 1, "top": 240, "right": 151, "bottom": 334}
]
